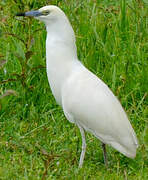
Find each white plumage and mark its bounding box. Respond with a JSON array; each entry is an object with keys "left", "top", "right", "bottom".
[{"left": 19, "top": 5, "right": 138, "bottom": 167}]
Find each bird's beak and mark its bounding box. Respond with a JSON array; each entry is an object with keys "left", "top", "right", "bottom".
[{"left": 16, "top": 10, "right": 42, "bottom": 17}]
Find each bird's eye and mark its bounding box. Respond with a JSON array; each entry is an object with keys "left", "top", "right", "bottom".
[{"left": 41, "top": 10, "right": 50, "bottom": 16}]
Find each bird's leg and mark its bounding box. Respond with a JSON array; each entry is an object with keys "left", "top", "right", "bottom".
[
  {"left": 78, "top": 125, "right": 86, "bottom": 168},
  {"left": 102, "top": 143, "right": 108, "bottom": 167}
]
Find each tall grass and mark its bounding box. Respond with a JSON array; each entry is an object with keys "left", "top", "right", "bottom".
[{"left": 0, "top": 0, "right": 148, "bottom": 179}]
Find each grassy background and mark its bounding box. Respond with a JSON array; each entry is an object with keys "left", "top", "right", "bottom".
[{"left": 0, "top": 0, "right": 148, "bottom": 179}]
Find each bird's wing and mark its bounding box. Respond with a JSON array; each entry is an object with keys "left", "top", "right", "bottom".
[{"left": 62, "top": 66, "right": 138, "bottom": 158}]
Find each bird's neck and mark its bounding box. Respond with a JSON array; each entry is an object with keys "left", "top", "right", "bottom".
[
  {"left": 45, "top": 22, "right": 78, "bottom": 105},
  {"left": 46, "top": 18, "right": 76, "bottom": 47},
  {"left": 46, "top": 19, "right": 77, "bottom": 60}
]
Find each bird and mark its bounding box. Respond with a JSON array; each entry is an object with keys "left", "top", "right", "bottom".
[{"left": 16, "top": 5, "right": 138, "bottom": 168}]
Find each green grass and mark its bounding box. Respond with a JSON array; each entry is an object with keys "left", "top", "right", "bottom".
[{"left": 0, "top": 0, "right": 148, "bottom": 179}]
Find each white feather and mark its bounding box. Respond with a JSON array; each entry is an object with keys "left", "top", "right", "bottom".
[{"left": 38, "top": 5, "right": 138, "bottom": 159}]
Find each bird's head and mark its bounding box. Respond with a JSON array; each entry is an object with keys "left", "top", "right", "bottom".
[
  {"left": 16, "top": 5, "right": 67, "bottom": 25},
  {"left": 16, "top": 5, "right": 76, "bottom": 51}
]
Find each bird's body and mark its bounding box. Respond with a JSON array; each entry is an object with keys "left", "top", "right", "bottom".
[
  {"left": 62, "top": 66, "right": 138, "bottom": 158},
  {"left": 17, "top": 5, "right": 138, "bottom": 167}
]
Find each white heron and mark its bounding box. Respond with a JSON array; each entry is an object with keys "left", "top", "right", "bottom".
[{"left": 17, "top": 5, "right": 138, "bottom": 168}]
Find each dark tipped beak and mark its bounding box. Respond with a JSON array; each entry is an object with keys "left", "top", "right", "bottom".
[{"left": 16, "top": 10, "right": 42, "bottom": 17}]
